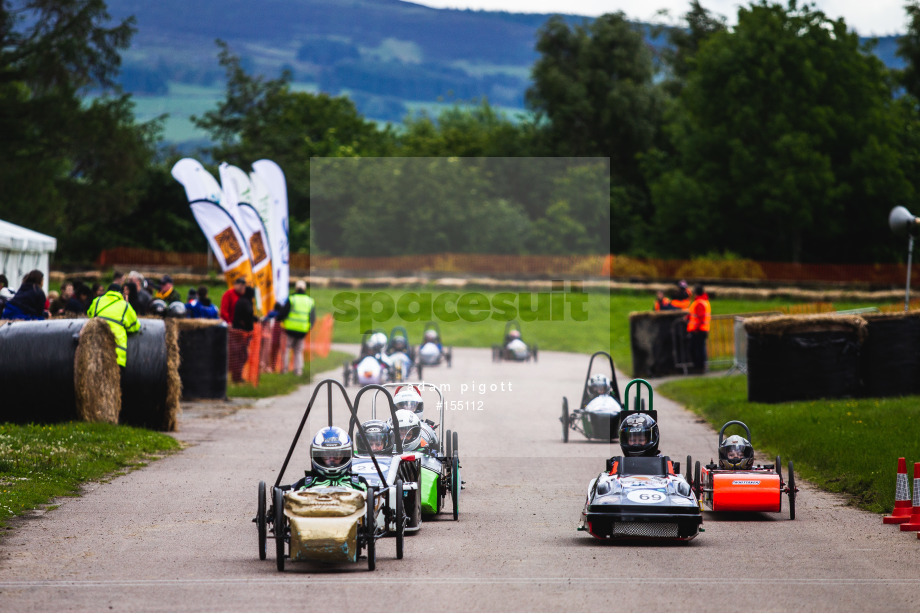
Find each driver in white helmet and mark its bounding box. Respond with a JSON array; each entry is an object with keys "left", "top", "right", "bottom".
[
  {"left": 393, "top": 386, "right": 440, "bottom": 450},
  {"left": 718, "top": 434, "right": 755, "bottom": 470},
  {"left": 388, "top": 409, "right": 435, "bottom": 453},
  {"left": 587, "top": 374, "right": 613, "bottom": 400}
]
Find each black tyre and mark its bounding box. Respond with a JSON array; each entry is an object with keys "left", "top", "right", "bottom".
[
  {"left": 416, "top": 363, "right": 423, "bottom": 380},
  {"left": 693, "top": 461, "right": 701, "bottom": 499},
  {"left": 788, "top": 460, "right": 796, "bottom": 520},
  {"left": 775, "top": 455, "right": 782, "bottom": 480},
  {"left": 343, "top": 363, "right": 351, "bottom": 387},
  {"left": 257, "top": 481, "right": 267, "bottom": 561},
  {"left": 446, "top": 348, "right": 452, "bottom": 368},
  {"left": 561, "top": 397, "right": 569, "bottom": 443},
  {"left": 395, "top": 480, "right": 405, "bottom": 559},
  {"left": 366, "top": 486, "right": 376, "bottom": 571},
  {"left": 445, "top": 429, "right": 452, "bottom": 459},
  {"left": 533, "top": 345, "right": 538, "bottom": 362},
  {"left": 273, "top": 487, "right": 285, "bottom": 572},
  {"left": 451, "top": 453, "right": 460, "bottom": 521},
  {"left": 452, "top": 430, "right": 458, "bottom": 457},
  {"left": 685, "top": 455, "right": 692, "bottom": 485}
]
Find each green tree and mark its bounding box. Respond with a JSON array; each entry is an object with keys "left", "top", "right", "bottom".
[
  {"left": 897, "top": 1, "right": 920, "bottom": 101},
  {"left": 526, "top": 14, "right": 662, "bottom": 183},
  {"left": 647, "top": 0, "right": 911, "bottom": 263},
  {"left": 526, "top": 13, "right": 665, "bottom": 254},
  {"left": 193, "top": 42, "right": 394, "bottom": 252},
  {"left": 397, "top": 99, "right": 534, "bottom": 157},
  {"left": 0, "top": 0, "right": 160, "bottom": 262},
  {"left": 659, "top": 1, "right": 728, "bottom": 96}
]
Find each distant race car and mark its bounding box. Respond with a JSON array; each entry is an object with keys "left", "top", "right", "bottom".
[
  {"left": 492, "top": 320, "right": 537, "bottom": 362},
  {"left": 417, "top": 321, "right": 452, "bottom": 369},
  {"left": 344, "top": 330, "right": 392, "bottom": 386},
  {"left": 561, "top": 351, "right": 624, "bottom": 442},
  {"left": 253, "top": 379, "right": 412, "bottom": 571},
  {"left": 385, "top": 326, "right": 419, "bottom": 382},
  {"left": 577, "top": 379, "right": 703, "bottom": 541},
  {"left": 697, "top": 420, "right": 799, "bottom": 519}
]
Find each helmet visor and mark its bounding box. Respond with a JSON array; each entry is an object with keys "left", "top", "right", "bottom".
[
  {"left": 626, "top": 430, "right": 649, "bottom": 447},
  {"left": 722, "top": 443, "right": 747, "bottom": 464},
  {"left": 313, "top": 448, "right": 350, "bottom": 468},
  {"left": 589, "top": 382, "right": 609, "bottom": 395},
  {"left": 396, "top": 400, "right": 420, "bottom": 413},
  {"left": 399, "top": 425, "right": 420, "bottom": 445},
  {"left": 365, "top": 431, "right": 388, "bottom": 452}
]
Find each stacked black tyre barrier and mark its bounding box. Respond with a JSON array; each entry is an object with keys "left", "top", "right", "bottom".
[
  {"left": 860, "top": 313, "right": 920, "bottom": 398},
  {"left": 629, "top": 311, "right": 688, "bottom": 378},
  {"left": 176, "top": 319, "right": 228, "bottom": 400},
  {"left": 119, "top": 318, "right": 182, "bottom": 431},
  {"left": 745, "top": 315, "right": 867, "bottom": 403},
  {"left": 0, "top": 319, "right": 84, "bottom": 423},
  {"left": 0, "top": 318, "right": 180, "bottom": 429},
  {"left": 120, "top": 319, "right": 168, "bottom": 429}
]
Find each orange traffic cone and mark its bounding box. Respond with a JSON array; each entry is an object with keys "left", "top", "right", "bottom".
[
  {"left": 883, "top": 457, "right": 913, "bottom": 524},
  {"left": 899, "top": 463, "right": 920, "bottom": 531}
]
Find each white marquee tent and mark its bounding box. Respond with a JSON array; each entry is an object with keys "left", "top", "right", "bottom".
[{"left": 0, "top": 219, "right": 57, "bottom": 294}]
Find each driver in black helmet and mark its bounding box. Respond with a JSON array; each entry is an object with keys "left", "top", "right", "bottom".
[{"left": 617, "top": 413, "right": 660, "bottom": 457}]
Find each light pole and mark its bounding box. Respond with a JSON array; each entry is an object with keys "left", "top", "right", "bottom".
[{"left": 888, "top": 206, "right": 920, "bottom": 312}]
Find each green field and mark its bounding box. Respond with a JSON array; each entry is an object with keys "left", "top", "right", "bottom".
[
  {"left": 660, "top": 375, "right": 920, "bottom": 514},
  {"left": 306, "top": 286, "right": 879, "bottom": 375}
]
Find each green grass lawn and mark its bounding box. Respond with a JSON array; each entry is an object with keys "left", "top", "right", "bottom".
[
  {"left": 659, "top": 375, "right": 920, "bottom": 514},
  {"left": 0, "top": 423, "right": 180, "bottom": 529},
  {"left": 305, "top": 286, "right": 880, "bottom": 375},
  {"left": 227, "top": 351, "right": 351, "bottom": 398}
]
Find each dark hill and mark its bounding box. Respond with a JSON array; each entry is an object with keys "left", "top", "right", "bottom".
[{"left": 105, "top": 0, "right": 906, "bottom": 129}]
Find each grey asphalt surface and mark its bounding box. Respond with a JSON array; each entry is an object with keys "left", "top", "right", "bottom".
[{"left": 1, "top": 346, "right": 918, "bottom": 612}]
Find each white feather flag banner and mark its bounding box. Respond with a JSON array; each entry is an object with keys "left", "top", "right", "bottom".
[
  {"left": 251, "top": 159, "right": 290, "bottom": 305},
  {"left": 170, "top": 158, "right": 252, "bottom": 288},
  {"left": 219, "top": 162, "right": 275, "bottom": 316}
]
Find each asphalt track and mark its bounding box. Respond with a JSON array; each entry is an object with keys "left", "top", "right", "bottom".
[{"left": 1, "top": 347, "right": 918, "bottom": 613}]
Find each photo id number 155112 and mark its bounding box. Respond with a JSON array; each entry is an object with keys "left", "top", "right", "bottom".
[{"left": 439, "top": 401, "right": 484, "bottom": 411}]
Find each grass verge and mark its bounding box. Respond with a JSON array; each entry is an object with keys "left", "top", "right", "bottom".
[
  {"left": 227, "top": 351, "right": 352, "bottom": 398},
  {"left": 307, "top": 286, "right": 878, "bottom": 374},
  {"left": 658, "top": 375, "right": 920, "bottom": 514},
  {"left": 0, "top": 422, "right": 180, "bottom": 529}
]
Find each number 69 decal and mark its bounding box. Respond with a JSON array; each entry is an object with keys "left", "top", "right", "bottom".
[{"left": 626, "top": 489, "right": 667, "bottom": 504}]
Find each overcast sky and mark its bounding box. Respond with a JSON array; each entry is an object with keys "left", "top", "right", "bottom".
[{"left": 408, "top": 0, "right": 909, "bottom": 37}]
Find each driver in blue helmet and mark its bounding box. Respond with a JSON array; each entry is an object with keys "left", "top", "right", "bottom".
[{"left": 296, "top": 426, "right": 366, "bottom": 491}]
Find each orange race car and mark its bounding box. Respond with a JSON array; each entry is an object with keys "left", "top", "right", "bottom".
[{"left": 696, "top": 421, "right": 799, "bottom": 519}]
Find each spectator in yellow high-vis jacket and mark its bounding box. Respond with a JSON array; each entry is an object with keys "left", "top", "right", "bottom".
[
  {"left": 87, "top": 283, "right": 140, "bottom": 368},
  {"left": 278, "top": 280, "right": 316, "bottom": 376}
]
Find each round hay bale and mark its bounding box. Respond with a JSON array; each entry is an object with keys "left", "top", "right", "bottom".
[
  {"left": 176, "top": 319, "right": 228, "bottom": 401},
  {"left": 0, "top": 319, "right": 85, "bottom": 423},
  {"left": 628, "top": 310, "right": 688, "bottom": 378},
  {"left": 120, "top": 318, "right": 179, "bottom": 431},
  {"left": 745, "top": 314, "right": 866, "bottom": 403},
  {"left": 165, "top": 319, "right": 182, "bottom": 431},
  {"left": 859, "top": 311, "right": 920, "bottom": 397},
  {"left": 74, "top": 318, "right": 121, "bottom": 423}
]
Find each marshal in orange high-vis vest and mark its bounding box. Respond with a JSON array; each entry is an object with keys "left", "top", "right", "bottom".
[{"left": 687, "top": 293, "right": 711, "bottom": 332}]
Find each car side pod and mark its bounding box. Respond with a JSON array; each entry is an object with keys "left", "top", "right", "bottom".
[
  {"left": 899, "top": 463, "right": 920, "bottom": 531},
  {"left": 884, "top": 457, "right": 913, "bottom": 524}
]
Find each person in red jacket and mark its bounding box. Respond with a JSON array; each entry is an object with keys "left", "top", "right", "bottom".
[
  {"left": 686, "top": 284, "right": 711, "bottom": 373},
  {"left": 220, "top": 277, "right": 246, "bottom": 324}
]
